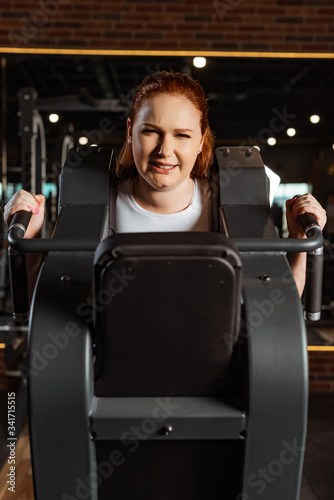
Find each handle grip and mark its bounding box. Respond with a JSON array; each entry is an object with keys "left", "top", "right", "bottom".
[
  {"left": 8, "top": 210, "right": 33, "bottom": 322},
  {"left": 303, "top": 246, "right": 324, "bottom": 321},
  {"left": 298, "top": 212, "right": 323, "bottom": 321},
  {"left": 9, "top": 210, "right": 33, "bottom": 236},
  {"left": 298, "top": 212, "right": 320, "bottom": 235}
]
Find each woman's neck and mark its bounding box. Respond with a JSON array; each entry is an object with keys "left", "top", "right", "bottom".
[{"left": 133, "top": 176, "right": 195, "bottom": 214}]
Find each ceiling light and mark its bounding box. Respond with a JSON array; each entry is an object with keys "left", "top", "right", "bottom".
[
  {"left": 78, "top": 136, "right": 88, "bottom": 145},
  {"left": 49, "top": 113, "right": 59, "bottom": 123},
  {"left": 193, "top": 57, "right": 206, "bottom": 69},
  {"left": 310, "top": 114, "right": 320, "bottom": 124},
  {"left": 287, "top": 128, "right": 296, "bottom": 137},
  {"left": 267, "top": 137, "right": 276, "bottom": 146}
]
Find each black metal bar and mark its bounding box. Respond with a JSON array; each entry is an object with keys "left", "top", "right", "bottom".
[
  {"left": 1, "top": 56, "right": 8, "bottom": 229},
  {"left": 7, "top": 211, "right": 33, "bottom": 321},
  {"left": 8, "top": 228, "right": 323, "bottom": 253},
  {"left": 8, "top": 233, "right": 99, "bottom": 252},
  {"left": 303, "top": 245, "right": 324, "bottom": 321},
  {"left": 8, "top": 246, "right": 30, "bottom": 322},
  {"left": 233, "top": 229, "right": 323, "bottom": 252},
  {"left": 296, "top": 214, "right": 324, "bottom": 320},
  {"left": 9, "top": 210, "right": 33, "bottom": 235}
]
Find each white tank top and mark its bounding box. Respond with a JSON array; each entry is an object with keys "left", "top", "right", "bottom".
[{"left": 115, "top": 177, "right": 212, "bottom": 233}]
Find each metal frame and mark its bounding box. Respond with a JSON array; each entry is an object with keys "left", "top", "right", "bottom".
[
  {"left": 18, "top": 87, "right": 47, "bottom": 194},
  {"left": 9, "top": 145, "right": 318, "bottom": 499},
  {"left": 216, "top": 146, "right": 309, "bottom": 499}
]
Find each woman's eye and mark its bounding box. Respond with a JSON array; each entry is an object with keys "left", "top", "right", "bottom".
[
  {"left": 177, "top": 134, "right": 190, "bottom": 138},
  {"left": 142, "top": 129, "right": 157, "bottom": 134}
]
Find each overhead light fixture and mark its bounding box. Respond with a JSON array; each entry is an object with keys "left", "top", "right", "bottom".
[
  {"left": 287, "top": 128, "right": 296, "bottom": 137},
  {"left": 49, "top": 113, "right": 59, "bottom": 123},
  {"left": 78, "top": 136, "right": 89, "bottom": 145},
  {"left": 310, "top": 114, "right": 320, "bottom": 124},
  {"left": 267, "top": 137, "right": 276, "bottom": 146},
  {"left": 193, "top": 57, "right": 206, "bottom": 68}
]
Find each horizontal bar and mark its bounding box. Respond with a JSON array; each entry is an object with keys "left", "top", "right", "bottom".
[
  {"left": 8, "top": 227, "right": 99, "bottom": 252},
  {"left": 234, "top": 227, "right": 323, "bottom": 252},
  {"left": 2, "top": 47, "right": 334, "bottom": 59},
  {"left": 8, "top": 228, "right": 323, "bottom": 253},
  {"left": 308, "top": 346, "right": 334, "bottom": 351},
  {"left": 0, "top": 325, "right": 28, "bottom": 332},
  {"left": 91, "top": 396, "right": 246, "bottom": 441}
]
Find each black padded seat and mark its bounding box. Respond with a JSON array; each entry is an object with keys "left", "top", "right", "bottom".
[{"left": 93, "top": 232, "right": 242, "bottom": 397}]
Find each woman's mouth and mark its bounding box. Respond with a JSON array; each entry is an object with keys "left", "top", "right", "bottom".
[{"left": 150, "top": 162, "right": 177, "bottom": 174}]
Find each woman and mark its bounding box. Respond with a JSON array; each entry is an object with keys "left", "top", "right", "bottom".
[
  {"left": 114, "top": 71, "right": 214, "bottom": 234},
  {"left": 4, "top": 70, "right": 327, "bottom": 295}
]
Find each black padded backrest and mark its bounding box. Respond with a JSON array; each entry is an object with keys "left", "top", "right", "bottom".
[{"left": 93, "top": 232, "right": 242, "bottom": 397}]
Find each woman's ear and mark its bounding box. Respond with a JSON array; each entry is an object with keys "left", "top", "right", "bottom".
[{"left": 127, "top": 118, "right": 132, "bottom": 145}]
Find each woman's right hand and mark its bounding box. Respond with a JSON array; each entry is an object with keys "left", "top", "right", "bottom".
[{"left": 4, "top": 190, "right": 45, "bottom": 239}]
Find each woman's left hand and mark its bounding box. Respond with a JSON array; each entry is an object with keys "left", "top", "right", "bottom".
[{"left": 286, "top": 193, "right": 327, "bottom": 239}]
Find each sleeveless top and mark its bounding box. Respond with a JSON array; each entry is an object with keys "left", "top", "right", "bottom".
[{"left": 115, "top": 177, "right": 212, "bottom": 233}]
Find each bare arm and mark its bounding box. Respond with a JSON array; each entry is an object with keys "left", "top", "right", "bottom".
[
  {"left": 286, "top": 194, "right": 327, "bottom": 296},
  {"left": 4, "top": 190, "right": 45, "bottom": 297}
]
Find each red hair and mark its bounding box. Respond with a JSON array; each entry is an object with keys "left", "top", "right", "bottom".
[{"left": 116, "top": 71, "right": 215, "bottom": 179}]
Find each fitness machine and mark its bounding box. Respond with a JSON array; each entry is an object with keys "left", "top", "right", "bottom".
[{"left": 8, "top": 145, "right": 323, "bottom": 500}]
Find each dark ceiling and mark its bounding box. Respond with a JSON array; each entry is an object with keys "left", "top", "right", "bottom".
[
  {"left": 2, "top": 53, "right": 334, "bottom": 190},
  {"left": 4, "top": 53, "right": 334, "bottom": 143}
]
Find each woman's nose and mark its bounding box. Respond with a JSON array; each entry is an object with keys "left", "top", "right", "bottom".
[{"left": 157, "top": 135, "right": 173, "bottom": 157}]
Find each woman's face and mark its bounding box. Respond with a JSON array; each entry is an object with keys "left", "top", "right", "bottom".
[{"left": 128, "top": 94, "right": 204, "bottom": 191}]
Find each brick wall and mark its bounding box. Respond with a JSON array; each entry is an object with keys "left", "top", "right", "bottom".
[
  {"left": 0, "top": 0, "right": 334, "bottom": 52},
  {"left": 309, "top": 350, "right": 334, "bottom": 392}
]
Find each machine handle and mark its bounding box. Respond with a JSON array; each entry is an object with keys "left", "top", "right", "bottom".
[
  {"left": 298, "top": 212, "right": 320, "bottom": 236},
  {"left": 8, "top": 231, "right": 323, "bottom": 253},
  {"left": 298, "top": 212, "right": 324, "bottom": 321},
  {"left": 6, "top": 209, "right": 324, "bottom": 323},
  {"left": 9, "top": 210, "right": 32, "bottom": 237},
  {"left": 8, "top": 210, "right": 32, "bottom": 322},
  {"left": 8, "top": 209, "right": 99, "bottom": 252}
]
